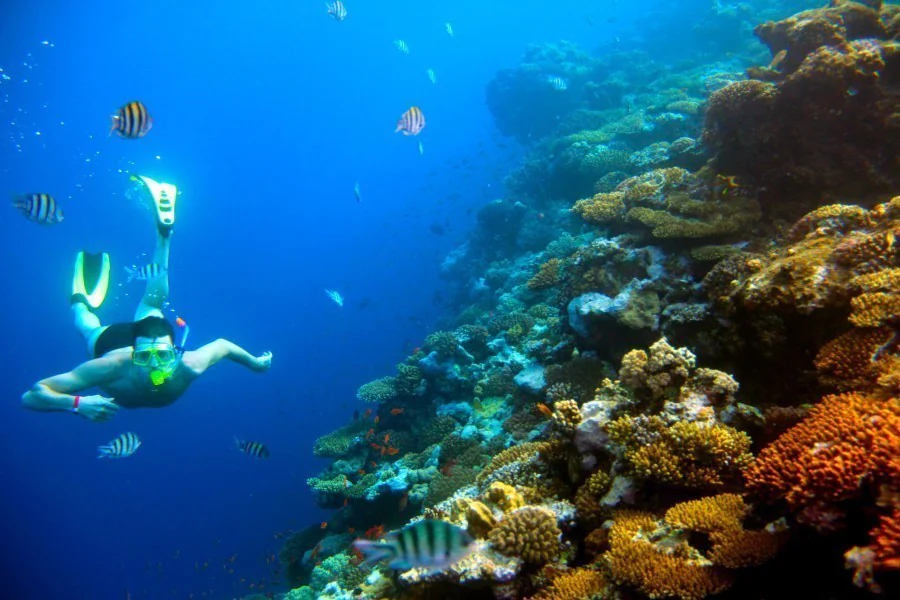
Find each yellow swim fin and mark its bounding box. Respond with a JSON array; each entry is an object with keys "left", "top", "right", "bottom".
[
  {"left": 72, "top": 251, "right": 110, "bottom": 309},
  {"left": 137, "top": 175, "right": 177, "bottom": 235}
]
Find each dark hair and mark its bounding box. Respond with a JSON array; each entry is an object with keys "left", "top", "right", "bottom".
[{"left": 132, "top": 316, "right": 175, "bottom": 345}]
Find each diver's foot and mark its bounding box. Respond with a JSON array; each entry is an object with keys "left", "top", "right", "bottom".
[{"left": 71, "top": 293, "right": 91, "bottom": 308}]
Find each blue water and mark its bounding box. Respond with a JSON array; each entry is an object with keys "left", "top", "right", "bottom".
[{"left": 1, "top": 0, "right": 725, "bottom": 598}]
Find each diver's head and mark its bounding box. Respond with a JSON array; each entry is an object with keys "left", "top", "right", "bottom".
[{"left": 131, "top": 316, "right": 178, "bottom": 384}]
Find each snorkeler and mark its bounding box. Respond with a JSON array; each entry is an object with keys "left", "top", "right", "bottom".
[{"left": 21, "top": 176, "right": 272, "bottom": 422}]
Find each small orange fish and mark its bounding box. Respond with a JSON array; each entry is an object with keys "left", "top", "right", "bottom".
[
  {"left": 390, "top": 408, "right": 404, "bottom": 415},
  {"left": 370, "top": 442, "right": 381, "bottom": 450},
  {"left": 357, "top": 468, "right": 367, "bottom": 476},
  {"left": 370, "top": 461, "right": 378, "bottom": 468},
  {"left": 320, "top": 521, "right": 329, "bottom": 530},
  {"left": 398, "top": 491, "right": 409, "bottom": 512},
  {"left": 536, "top": 403, "right": 553, "bottom": 417},
  {"left": 411, "top": 347, "right": 421, "bottom": 354},
  {"left": 343, "top": 497, "right": 349, "bottom": 507},
  {"left": 347, "top": 527, "right": 356, "bottom": 534},
  {"left": 366, "top": 428, "right": 375, "bottom": 440},
  {"left": 380, "top": 446, "right": 387, "bottom": 456},
  {"left": 383, "top": 433, "right": 391, "bottom": 443},
  {"left": 386, "top": 446, "right": 400, "bottom": 456},
  {"left": 374, "top": 415, "right": 380, "bottom": 424},
  {"left": 364, "top": 408, "right": 373, "bottom": 419}
]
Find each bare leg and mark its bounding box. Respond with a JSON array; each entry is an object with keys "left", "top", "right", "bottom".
[
  {"left": 134, "top": 230, "right": 170, "bottom": 321},
  {"left": 72, "top": 302, "right": 106, "bottom": 358}
]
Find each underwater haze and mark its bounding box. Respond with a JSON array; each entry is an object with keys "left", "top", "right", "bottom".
[
  {"left": 0, "top": 1, "right": 636, "bottom": 597},
  {"left": 8, "top": 1, "right": 891, "bottom": 600}
]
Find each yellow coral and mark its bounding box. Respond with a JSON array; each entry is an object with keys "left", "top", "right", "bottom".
[
  {"left": 608, "top": 416, "right": 753, "bottom": 488},
  {"left": 484, "top": 481, "right": 525, "bottom": 513},
  {"left": 574, "top": 470, "right": 612, "bottom": 525},
  {"left": 664, "top": 495, "right": 785, "bottom": 569},
  {"left": 489, "top": 506, "right": 561, "bottom": 564},
  {"left": 572, "top": 192, "right": 625, "bottom": 224},
  {"left": 550, "top": 399, "right": 582, "bottom": 435},
  {"left": 850, "top": 292, "right": 900, "bottom": 328},
  {"left": 465, "top": 501, "right": 497, "bottom": 539},
  {"left": 530, "top": 568, "right": 608, "bottom": 600},
  {"left": 527, "top": 258, "right": 563, "bottom": 291},
  {"left": 605, "top": 510, "right": 734, "bottom": 600}
]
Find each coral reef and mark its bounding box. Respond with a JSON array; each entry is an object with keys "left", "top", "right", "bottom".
[{"left": 489, "top": 506, "right": 561, "bottom": 565}]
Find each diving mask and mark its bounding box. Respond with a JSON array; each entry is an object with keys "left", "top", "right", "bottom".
[{"left": 133, "top": 344, "right": 177, "bottom": 367}]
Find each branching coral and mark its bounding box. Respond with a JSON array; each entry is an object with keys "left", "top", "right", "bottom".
[
  {"left": 313, "top": 423, "right": 365, "bottom": 458},
  {"left": 604, "top": 510, "right": 734, "bottom": 600},
  {"left": 607, "top": 415, "right": 753, "bottom": 488},
  {"left": 484, "top": 481, "right": 526, "bottom": 513},
  {"left": 814, "top": 327, "right": 893, "bottom": 391},
  {"left": 489, "top": 506, "right": 561, "bottom": 565},
  {"left": 746, "top": 391, "right": 900, "bottom": 578},
  {"left": 529, "top": 568, "right": 607, "bottom": 600},
  {"left": 574, "top": 469, "right": 612, "bottom": 525},
  {"left": 619, "top": 338, "right": 696, "bottom": 400},
  {"left": 476, "top": 441, "right": 564, "bottom": 484},
  {"left": 550, "top": 399, "right": 582, "bottom": 436},
  {"left": 528, "top": 258, "right": 564, "bottom": 291}
]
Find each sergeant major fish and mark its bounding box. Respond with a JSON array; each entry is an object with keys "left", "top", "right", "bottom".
[
  {"left": 395, "top": 106, "right": 425, "bottom": 136},
  {"left": 394, "top": 39, "right": 409, "bottom": 54},
  {"left": 235, "top": 438, "right": 270, "bottom": 458},
  {"left": 98, "top": 432, "right": 142, "bottom": 459},
  {"left": 326, "top": 1, "right": 347, "bottom": 21},
  {"left": 352, "top": 519, "right": 474, "bottom": 574},
  {"left": 110, "top": 101, "right": 152, "bottom": 139},
  {"left": 12, "top": 193, "right": 63, "bottom": 224},
  {"left": 126, "top": 263, "right": 166, "bottom": 283}
]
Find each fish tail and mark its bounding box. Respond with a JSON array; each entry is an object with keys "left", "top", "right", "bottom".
[
  {"left": 97, "top": 446, "right": 112, "bottom": 459},
  {"left": 234, "top": 437, "right": 244, "bottom": 450},
  {"left": 125, "top": 266, "right": 135, "bottom": 283},
  {"left": 351, "top": 540, "right": 395, "bottom": 567},
  {"left": 109, "top": 115, "right": 118, "bottom": 137}
]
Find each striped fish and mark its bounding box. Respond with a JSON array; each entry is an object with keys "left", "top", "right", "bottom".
[
  {"left": 98, "top": 432, "right": 142, "bottom": 459},
  {"left": 125, "top": 263, "right": 166, "bottom": 283},
  {"left": 12, "top": 193, "right": 63, "bottom": 224},
  {"left": 395, "top": 106, "right": 425, "bottom": 136},
  {"left": 110, "top": 101, "right": 152, "bottom": 139},
  {"left": 326, "top": 1, "right": 347, "bottom": 21},
  {"left": 352, "top": 519, "right": 474, "bottom": 573},
  {"left": 235, "top": 437, "right": 270, "bottom": 459},
  {"left": 426, "top": 68, "right": 436, "bottom": 84},
  {"left": 546, "top": 75, "right": 568, "bottom": 91},
  {"left": 394, "top": 39, "right": 409, "bottom": 54}
]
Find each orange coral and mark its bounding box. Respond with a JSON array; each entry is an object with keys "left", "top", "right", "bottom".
[
  {"left": 814, "top": 327, "right": 893, "bottom": 391},
  {"left": 746, "top": 392, "right": 900, "bottom": 579}
]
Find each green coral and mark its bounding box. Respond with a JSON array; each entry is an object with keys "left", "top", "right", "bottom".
[
  {"left": 356, "top": 376, "right": 398, "bottom": 403},
  {"left": 313, "top": 423, "right": 365, "bottom": 458},
  {"left": 310, "top": 553, "right": 365, "bottom": 593}
]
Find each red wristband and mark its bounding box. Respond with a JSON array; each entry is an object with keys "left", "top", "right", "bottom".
[{"left": 72, "top": 395, "right": 81, "bottom": 413}]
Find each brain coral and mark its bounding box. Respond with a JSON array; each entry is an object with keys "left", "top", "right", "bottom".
[{"left": 489, "top": 506, "right": 561, "bottom": 564}]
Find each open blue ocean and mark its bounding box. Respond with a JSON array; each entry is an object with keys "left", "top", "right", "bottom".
[{"left": 5, "top": 1, "right": 895, "bottom": 599}]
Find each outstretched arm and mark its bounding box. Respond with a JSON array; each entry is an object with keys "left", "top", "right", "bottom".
[
  {"left": 185, "top": 338, "right": 272, "bottom": 376},
  {"left": 22, "top": 356, "right": 122, "bottom": 421}
]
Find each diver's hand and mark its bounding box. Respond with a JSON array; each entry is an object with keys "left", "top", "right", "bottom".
[
  {"left": 252, "top": 351, "right": 273, "bottom": 373},
  {"left": 77, "top": 395, "right": 119, "bottom": 422}
]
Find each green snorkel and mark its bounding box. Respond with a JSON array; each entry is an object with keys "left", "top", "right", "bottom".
[{"left": 148, "top": 317, "right": 189, "bottom": 386}]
